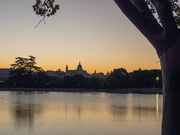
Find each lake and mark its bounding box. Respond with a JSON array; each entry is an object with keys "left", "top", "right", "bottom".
[{"left": 0, "top": 91, "right": 162, "bottom": 135}]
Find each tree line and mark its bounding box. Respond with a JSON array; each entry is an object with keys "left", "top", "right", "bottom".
[{"left": 1, "top": 56, "right": 162, "bottom": 89}]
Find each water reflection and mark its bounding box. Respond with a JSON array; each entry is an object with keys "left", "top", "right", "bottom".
[
  {"left": 10, "top": 92, "right": 45, "bottom": 132},
  {"left": 156, "top": 94, "right": 159, "bottom": 117},
  {"left": 110, "top": 105, "right": 128, "bottom": 121},
  {"left": 0, "top": 92, "right": 163, "bottom": 135},
  {"left": 11, "top": 103, "right": 44, "bottom": 131},
  {"left": 109, "top": 94, "right": 162, "bottom": 122}
]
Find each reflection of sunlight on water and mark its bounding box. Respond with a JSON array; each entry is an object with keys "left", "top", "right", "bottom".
[
  {"left": 156, "top": 94, "right": 159, "bottom": 117},
  {"left": 109, "top": 93, "right": 163, "bottom": 122}
]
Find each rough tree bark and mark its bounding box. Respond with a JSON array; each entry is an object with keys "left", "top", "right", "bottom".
[{"left": 114, "top": 0, "right": 180, "bottom": 135}]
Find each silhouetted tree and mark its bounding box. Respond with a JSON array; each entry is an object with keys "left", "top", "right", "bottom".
[
  {"left": 114, "top": 0, "right": 180, "bottom": 134},
  {"left": 63, "top": 76, "right": 73, "bottom": 88},
  {"left": 72, "top": 74, "right": 88, "bottom": 88},
  {"left": 129, "top": 69, "right": 162, "bottom": 88},
  {"left": 9, "top": 57, "right": 27, "bottom": 87},
  {"left": 88, "top": 77, "right": 104, "bottom": 89},
  {"left": 35, "top": 71, "right": 50, "bottom": 88},
  {"left": 105, "top": 75, "right": 121, "bottom": 89},
  {"left": 106, "top": 68, "right": 130, "bottom": 88},
  {"left": 8, "top": 68, "right": 26, "bottom": 87},
  {"left": 8, "top": 56, "right": 42, "bottom": 88},
  {"left": 48, "top": 76, "right": 64, "bottom": 88}
]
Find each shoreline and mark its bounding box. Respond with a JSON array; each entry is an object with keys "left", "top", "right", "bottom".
[{"left": 0, "top": 88, "right": 162, "bottom": 94}]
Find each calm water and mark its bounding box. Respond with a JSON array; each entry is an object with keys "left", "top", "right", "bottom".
[{"left": 0, "top": 91, "right": 163, "bottom": 135}]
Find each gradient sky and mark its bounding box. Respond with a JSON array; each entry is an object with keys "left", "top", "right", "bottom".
[{"left": 0, "top": 0, "right": 160, "bottom": 74}]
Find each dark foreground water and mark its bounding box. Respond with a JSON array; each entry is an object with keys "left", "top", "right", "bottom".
[{"left": 0, "top": 91, "right": 162, "bottom": 135}]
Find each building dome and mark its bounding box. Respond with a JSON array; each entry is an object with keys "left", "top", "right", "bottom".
[{"left": 77, "top": 62, "right": 82, "bottom": 70}]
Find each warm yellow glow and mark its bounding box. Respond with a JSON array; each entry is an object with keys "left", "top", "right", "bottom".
[
  {"left": 156, "top": 94, "right": 159, "bottom": 117},
  {"left": 156, "top": 77, "right": 159, "bottom": 81}
]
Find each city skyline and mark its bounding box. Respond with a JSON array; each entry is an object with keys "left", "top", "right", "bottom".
[
  {"left": 0, "top": 0, "right": 160, "bottom": 74},
  {"left": 0, "top": 60, "right": 160, "bottom": 75}
]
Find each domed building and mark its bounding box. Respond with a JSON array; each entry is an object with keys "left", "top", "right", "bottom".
[
  {"left": 77, "top": 62, "right": 83, "bottom": 71},
  {"left": 65, "top": 62, "right": 91, "bottom": 78}
]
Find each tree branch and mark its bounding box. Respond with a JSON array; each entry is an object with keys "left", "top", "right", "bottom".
[
  {"left": 150, "top": 0, "right": 178, "bottom": 34},
  {"left": 131, "top": 0, "right": 156, "bottom": 21},
  {"left": 114, "top": 0, "right": 163, "bottom": 51},
  {"left": 34, "top": 16, "right": 46, "bottom": 28}
]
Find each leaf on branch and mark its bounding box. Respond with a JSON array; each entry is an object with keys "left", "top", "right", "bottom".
[{"left": 33, "top": 0, "right": 60, "bottom": 28}]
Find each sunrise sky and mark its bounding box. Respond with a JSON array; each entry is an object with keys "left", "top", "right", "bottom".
[{"left": 0, "top": 0, "right": 160, "bottom": 74}]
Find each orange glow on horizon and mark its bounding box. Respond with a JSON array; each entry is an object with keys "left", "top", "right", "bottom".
[{"left": 0, "top": 1, "right": 161, "bottom": 75}]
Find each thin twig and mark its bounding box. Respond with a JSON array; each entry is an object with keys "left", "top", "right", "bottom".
[
  {"left": 156, "top": 60, "right": 160, "bottom": 64},
  {"left": 34, "top": 16, "right": 46, "bottom": 28}
]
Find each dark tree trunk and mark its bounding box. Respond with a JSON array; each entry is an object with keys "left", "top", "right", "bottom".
[
  {"left": 160, "top": 34, "right": 180, "bottom": 135},
  {"left": 114, "top": 0, "right": 180, "bottom": 135}
]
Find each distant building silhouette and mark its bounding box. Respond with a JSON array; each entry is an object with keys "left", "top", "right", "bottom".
[
  {"left": 46, "top": 70, "right": 58, "bottom": 77},
  {"left": 0, "top": 68, "right": 12, "bottom": 79},
  {"left": 65, "top": 62, "right": 91, "bottom": 78},
  {"left": 45, "top": 69, "right": 65, "bottom": 78},
  {"left": 0, "top": 63, "right": 110, "bottom": 79},
  {"left": 65, "top": 62, "right": 109, "bottom": 79},
  {"left": 92, "top": 72, "right": 106, "bottom": 78}
]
